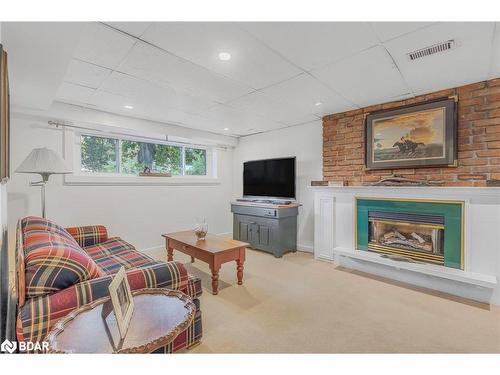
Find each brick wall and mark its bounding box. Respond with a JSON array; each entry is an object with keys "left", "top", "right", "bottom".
[{"left": 322, "top": 78, "right": 500, "bottom": 186}]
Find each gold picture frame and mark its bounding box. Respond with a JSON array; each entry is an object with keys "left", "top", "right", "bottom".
[
  {"left": 105, "top": 267, "right": 135, "bottom": 339},
  {"left": 365, "top": 97, "right": 457, "bottom": 170}
]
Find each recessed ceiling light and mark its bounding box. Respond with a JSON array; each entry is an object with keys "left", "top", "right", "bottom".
[
  {"left": 315, "top": 102, "right": 322, "bottom": 106},
  {"left": 223, "top": 127, "right": 229, "bottom": 131},
  {"left": 218, "top": 52, "right": 231, "bottom": 61},
  {"left": 123, "top": 105, "right": 134, "bottom": 109}
]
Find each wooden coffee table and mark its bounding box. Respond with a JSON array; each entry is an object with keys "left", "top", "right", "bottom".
[
  {"left": 46, "top": 288, "right": 195, "bottom": 354},
  {"left": 162, "top": 231, "right": 248, "bottom": 295}
]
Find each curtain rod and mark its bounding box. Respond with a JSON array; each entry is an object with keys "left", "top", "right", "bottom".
[{"left": 47, "top": 120, "right": 229, "bottom": 149}]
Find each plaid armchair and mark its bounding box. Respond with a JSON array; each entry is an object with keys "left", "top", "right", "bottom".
[{"left": 16, "top": 217, "right": 202, "bottom": 353}]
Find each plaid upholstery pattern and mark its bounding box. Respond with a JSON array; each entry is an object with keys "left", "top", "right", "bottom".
[
  {"left": 83, "top": 237, "right": 159, "bottom": 274},
  {"left": 17, "top": 218, "right": 203, "bottom": 353},
  {"left": 17, "top": 261, "right": 191, "bottom": 345},
  {"left": 66, "top": 225, "right": 108, "bottom": 248},
  {"left": 22, "top": 216, "right": 79, "bottom": 245},
  {"left": 21, "top": 218, "right": 104, "bottom": 299}
]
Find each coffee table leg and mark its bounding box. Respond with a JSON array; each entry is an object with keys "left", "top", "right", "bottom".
[
  {"left": 210, "top": 265, "right": 220, "bottom": 295},
  {"left": 236, "top": 260, "right": 244, "bottom": 285},
  {"left": 167, "top": 245, "right": 174, "bottom": 262},
  {"left": 191, "top": 256, "right": 195, "bottom": 263}
]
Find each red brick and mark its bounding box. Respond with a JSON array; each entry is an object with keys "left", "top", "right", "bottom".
[
  {"left": 476, "top": 149, "right": 500, "bottom": 157},
  {"left": 459, "top": 158, "right": 488, "bottom": 166},
  {"left": 458, "top": 174, "right": 487, "bottom": 180},
  {"left": 322, "top": 78, "right": 499, "bottom": 186},
  {"left": 487, "top": 141, "right": 500, "bottom": 149}
]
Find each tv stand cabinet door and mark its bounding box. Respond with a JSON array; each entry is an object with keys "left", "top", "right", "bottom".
[{"left": 234, "top": 215, "right": 252, "bottom": 243}]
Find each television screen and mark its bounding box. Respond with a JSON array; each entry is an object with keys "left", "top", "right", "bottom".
[{"left": 243, "top": 157, "right": 295, "bottom": 199}]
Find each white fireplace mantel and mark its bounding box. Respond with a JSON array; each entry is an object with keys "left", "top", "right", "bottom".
[{"left": 312, "top": 186, "right": 500, "bottom": 305}]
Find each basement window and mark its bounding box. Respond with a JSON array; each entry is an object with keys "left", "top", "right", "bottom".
[{"left": 78, "top": 134, "right": 208, "bottom": 177}]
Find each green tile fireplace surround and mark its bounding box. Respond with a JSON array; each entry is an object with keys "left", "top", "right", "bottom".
[{"left": 355, "top": 198, "right": 464, "bottom": 269}]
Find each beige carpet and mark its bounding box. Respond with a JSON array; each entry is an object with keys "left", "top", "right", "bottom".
[{"left": 148, "top": 247, "right": 500, "bottom": 353}]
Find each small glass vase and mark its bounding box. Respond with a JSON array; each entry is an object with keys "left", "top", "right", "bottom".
[{"left": 194, "top": 219, "right": 208, "bottom": 240}]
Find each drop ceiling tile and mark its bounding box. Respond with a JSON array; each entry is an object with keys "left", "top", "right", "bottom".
[
  {"left": 259, "top": 73, "right": 356, "bottom": 116},
  {"left": 140, "top": 22, "right": 301, "bottom": 89},
  {"left": 384, "top": 22, "right": 495, "bottom": 95},
  {"left": 201, "top": 103, "right": 283, "bottom": 132},
  {"left": 104, "top": 22, "right": 152, "bottom": 37},
  {"left": 64, "top": 59, "right": 111, "bottom": 89},
  {"left": 311, "top": 46, "right": 409, "bottom": 107},
  {"left": 99, "top": 70, "right": 217, "bottom": 115},
  {"left": 118, "top": 43, "right": 252, "bottom": 103},
  {"left": 241, "top": 22, "right": 379, "bottom": 71},
  {"left": 228, "top": 91, "right": 318, "bottom": 125},
  {"left": 88, "top": 90, "right": 133, "bottom": 111},
  {"left": 56, "top": 82, "right": 95, "bottom": 104},
  {"left": 99, "top": 71, "right": 178, "bottom": 106},
  {"left": 370, "top": 22, "right": 435, "bottom": 42},
  {"left": 74, "top": 23, "right": 136, "bottom": 69}
]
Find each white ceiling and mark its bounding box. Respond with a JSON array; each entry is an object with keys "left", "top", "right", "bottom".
[{"left": 4, "top": 22, "right": 500, "bottom": 137}]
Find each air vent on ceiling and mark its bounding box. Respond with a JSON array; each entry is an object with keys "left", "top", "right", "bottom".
[{"left": 407, "top": 40, "right": 456, "bottom": 61}]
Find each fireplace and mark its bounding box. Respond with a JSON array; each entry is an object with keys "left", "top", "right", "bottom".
[
  {"left": 368, "top": 211, "right": 444, "bottom": 265},
  {"left": 356, "top": 198, "right": 464, "bottom": 269}
]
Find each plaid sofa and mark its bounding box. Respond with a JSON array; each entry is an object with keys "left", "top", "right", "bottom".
[{"left": 16, "top": 216, "right": 202, "bottom": 353}]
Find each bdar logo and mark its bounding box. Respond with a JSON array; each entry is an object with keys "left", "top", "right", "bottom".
[{"left": 1, "top": 339, "right": 17, "bottom": 353}]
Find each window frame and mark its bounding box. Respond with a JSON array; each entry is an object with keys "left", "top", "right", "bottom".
[{"left": 64, "top": 128, "right": 218, "bottom": 186}]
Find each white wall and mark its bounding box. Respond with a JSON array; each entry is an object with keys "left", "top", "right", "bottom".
[
  {"left": 232, "top": 121, "right": 323, "bottom": 252},
  {"left": 7, "top": 107, "right": 236, "bottom": 252}
]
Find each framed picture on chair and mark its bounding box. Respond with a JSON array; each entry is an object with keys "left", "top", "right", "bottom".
[{"left": 105, "top": 267, "right": 135, "bottom": 339}]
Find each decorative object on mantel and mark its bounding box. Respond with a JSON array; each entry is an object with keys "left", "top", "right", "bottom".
[
  {"left": 310, "top": 180, "right": 345, "bottom": 187},
  {"left": 138, "top": 166, "right": 171, "bottom": 177},
  {"left": 16, "top": 148, "right": 72, "bottom": 218},
  {"left": 368, "top": 174, "right": 445, "bottom": 187},
  {"left": 365, "top": 97, "right": 457, "bottom": 170}
]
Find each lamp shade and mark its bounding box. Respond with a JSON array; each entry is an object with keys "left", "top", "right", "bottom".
[{"left": 16, "top": 148, "right": 72, "bottom": 175}]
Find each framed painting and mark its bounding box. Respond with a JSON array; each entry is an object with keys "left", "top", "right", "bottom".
[
  {"left": 0, "top": 44, "right": 9, "bottom": 182},
  {"left": 365, "top": 97, "right": 457, "bottom": 170},
  {"left": 102, "top": 267, "right": 135, "bottom": 340}
]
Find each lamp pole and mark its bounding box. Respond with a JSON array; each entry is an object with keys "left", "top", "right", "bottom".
[{"left": 30, "top": 173, "right": 50, "bottom": 218}]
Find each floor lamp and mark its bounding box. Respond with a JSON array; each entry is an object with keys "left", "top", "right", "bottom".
[{"left": 16, "top": 148, "right": 72, "bottom": 218}]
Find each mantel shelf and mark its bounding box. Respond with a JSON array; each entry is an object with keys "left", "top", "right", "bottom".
[
  {"left": 309, "top": 185, "right": 500, "bottom": 200},
  {"left": 333, "top": 247, "right": 497, "bottom": 289}
]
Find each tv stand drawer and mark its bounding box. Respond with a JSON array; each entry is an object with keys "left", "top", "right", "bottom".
[{"left": 231, "top": 204, "right": 298, "bottom": 218}]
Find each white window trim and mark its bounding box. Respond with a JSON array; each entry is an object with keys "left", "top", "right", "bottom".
[{"left": 63, "top": 128, "right": 220, "bottom": 186}]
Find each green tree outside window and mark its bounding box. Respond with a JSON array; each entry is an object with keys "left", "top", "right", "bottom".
[{"left": 80, "top": 135, "right": 118, "bottom": 173}]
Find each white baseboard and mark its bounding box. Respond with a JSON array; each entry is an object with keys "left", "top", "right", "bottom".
[
  {"left": 141, "top": 241, "right": 313, "bottom": 254},
  {"left": 296, "top": 244, "right": 313, "bottom": 253},
  {"left": 140, "top": 232, "right": 233, "bottom": 254},
  {"left": 141, "top": 246, "right": 163, "bottom": 255}
]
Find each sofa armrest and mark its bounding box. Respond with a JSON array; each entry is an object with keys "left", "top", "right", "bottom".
[
  {"left": 65, "top": 225, "right": 108, "bottom": 248},
  {"left": 17, "top": 261, "right": 189, "bottom": 344}
]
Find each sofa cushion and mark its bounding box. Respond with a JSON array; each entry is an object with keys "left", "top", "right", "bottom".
[
  {"left": 83, "top": 237, "right": 159, "bottom": 274},
  {"left": 22, "top": 217, "right": 104, "bottom": 299},
  {"left": 22, "top": 216, "right": 81, "bottom": 247},
  {"left": 66, "top": 225, "right": 108, "bottom": 248}
]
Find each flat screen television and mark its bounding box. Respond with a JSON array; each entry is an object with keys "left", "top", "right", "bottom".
[{"left": 243, "top": 157, "right": 296, "bottom": 200}]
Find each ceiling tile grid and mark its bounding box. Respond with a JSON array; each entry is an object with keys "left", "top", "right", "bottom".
[
  {"left": 383, "top": 22, "right": 495, "bottom": 95},
  {"left": 49, "top": 21, "right": 500, "bottom": 137}
]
